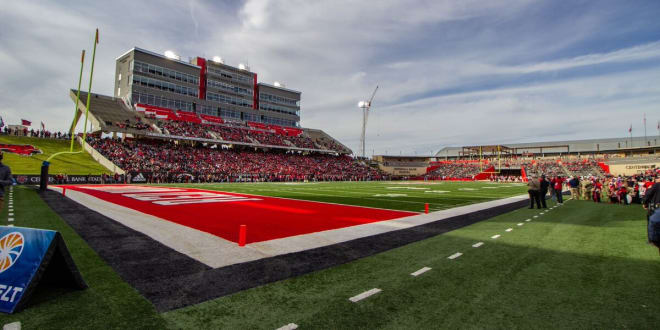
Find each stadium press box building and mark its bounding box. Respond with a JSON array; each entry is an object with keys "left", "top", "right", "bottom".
[{"left": 114, "top": 47, "right": 301, "bottom": 128}]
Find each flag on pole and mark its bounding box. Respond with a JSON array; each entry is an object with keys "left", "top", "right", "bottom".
[
  {"left": 628, "top": 124, "right": 632, "bottom": 133},
  {"left": 41, "top": 121, "right": 45, "bottom": 131},
  {"left": 0, "top": 116, "right": 4, "bottom": 128},
  {"left": 21, "top": 119, "right": 31, "bottom": 126}
]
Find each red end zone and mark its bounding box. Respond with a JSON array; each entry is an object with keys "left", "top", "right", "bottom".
[{"left": 57, "top": 185, "right": 417, "bottom": 244}]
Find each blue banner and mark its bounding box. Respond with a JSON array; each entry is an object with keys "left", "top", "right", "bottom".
[{"left": 0, "top": 226, "right": 56, "bottom": 314}]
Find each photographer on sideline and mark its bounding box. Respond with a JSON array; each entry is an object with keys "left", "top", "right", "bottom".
[
  {"left": 642, "top": 171, "right": 660, "bottom": 255},
  {"left": 0, "top": 151, "right": 15, "bottom": 211}
]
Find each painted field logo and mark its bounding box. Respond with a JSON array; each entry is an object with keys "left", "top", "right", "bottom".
[{"left": 0, "top": 232, "right": 24, "bottom": 273}]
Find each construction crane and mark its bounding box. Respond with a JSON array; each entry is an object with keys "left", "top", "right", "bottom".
[{"left": 357, "top": 85, "right": 378, "bottom": 159}]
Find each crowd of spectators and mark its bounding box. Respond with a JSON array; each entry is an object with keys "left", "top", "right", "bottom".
[
  {"left": 565, "top": 171, "right": 658, "bottom": 205},
  {"left": 522, "top": 160, "right": 566, "bottom": 178},
  {"left": 563, "top": 159, "right": 606, "bottom": 177},
  {"left": 156, "top": 120, "right": 331, "bottom": 150},
  {"left": 160, "top": 121, "right": 213, "bottom": 139},
  {"left": 426, "top": 162, "right": 483, "bottom": 180},
  {"left": 490, "top": 175, "right": 524, "bottom": 183},
  {"left": 88, "top": 137, "right": 385, "bottom": 183},
  {"left": 3, "top": 127, "right": 71, "bottom": 139},
  {"left": 113, "top": 117, "right": 152, "bottom": 131}
]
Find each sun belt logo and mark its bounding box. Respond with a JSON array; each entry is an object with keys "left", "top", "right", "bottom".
[{"left": 0, "top": 232, "right": 24, "bottom": 273}]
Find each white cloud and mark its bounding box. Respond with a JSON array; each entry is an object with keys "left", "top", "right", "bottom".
[{"left": 0, "top": 0, "right": 658, "bottom": 158}]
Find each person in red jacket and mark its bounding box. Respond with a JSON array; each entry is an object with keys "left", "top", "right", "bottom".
[
  {"left": 552, "top": 176, "right": 564, "bottom": 204},
  {"left": 592, "top": 180, "right": 602, "bottom": 203}
]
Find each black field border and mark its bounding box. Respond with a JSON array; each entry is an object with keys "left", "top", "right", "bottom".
[{"left": 40, "top": 189, "right": 527, "bottom": 312}]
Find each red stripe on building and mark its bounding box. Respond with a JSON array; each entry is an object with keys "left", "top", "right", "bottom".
[
  {"left": 196, "top": 57, "right": 207, "bottom": 100},
  {"left": 253, "top": 73, "right": 258, "bottom": 110}
]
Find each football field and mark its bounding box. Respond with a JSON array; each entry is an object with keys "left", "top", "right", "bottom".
[
  {"left": 2, "top": 181, "right": 659, "bottom": 329},
  {"left": 162, "top": 180, "right": 529, "bottom": 213}
]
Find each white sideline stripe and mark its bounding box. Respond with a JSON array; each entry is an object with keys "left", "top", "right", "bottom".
[
  {"left": 349, "top": 288, "right": 382, "bottom": 302},
  {"left": 7, "top": 218, "right": 14, "bottom": 222},
  {"left": 505, "top": 228, "right": 513, "bottom": 232},
  {"left": 517, "top": 223, "right": 523, "bottom": 226},
  {"left": 7, "top": 224, "right": 13, "bottom": 227},
  {"left": 448, "top": 252, "right": 463, "bottom": 259},
  {"left": 491, "top": 234, "right": 500, "bottom": 239},
  {"left": 411, "top": 267, "right": 432, "bottom": 276},
  {"left": 50, "top": 186, "right": 529, "bottom": 269},
  {"left": 533, "top": 216, "right": 538, "bottom": 218},
  {"left": 472, "top": 242, "right": 484, "bottom": 248},
  {"left": 8, "top": 213, "right": 13, "bottom": 216},
  {"left": 525, "top": 219, "right": 531, "bottom": 222},
  {"left": 276, "top": 323, "right": 298, "bottom": 330}
]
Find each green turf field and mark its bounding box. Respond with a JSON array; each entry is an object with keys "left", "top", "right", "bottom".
[
  {"left": 0, "top": 136, "right": 109, "bottom": 175},
  {"left": 164, "top": 181, "right": 529, "bottom": 213},
  {"left": 2, "top": 183, "right": 659, "bottom": 329}
]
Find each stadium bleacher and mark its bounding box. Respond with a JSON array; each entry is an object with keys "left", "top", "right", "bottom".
[
  {"left": 71, "top": 91, "right": 349, "bottom": 153},
  {"left": 87, "top": 137, "right": 384, "bottom": 182}
]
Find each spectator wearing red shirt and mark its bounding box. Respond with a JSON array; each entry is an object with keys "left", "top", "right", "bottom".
[{"left": 552, "top": 176, "right": 564, "bottom": 204}]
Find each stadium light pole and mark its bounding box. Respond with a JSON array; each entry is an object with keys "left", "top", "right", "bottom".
[{"left": 357, "top": 86, "right": 378, "bottom": 159}]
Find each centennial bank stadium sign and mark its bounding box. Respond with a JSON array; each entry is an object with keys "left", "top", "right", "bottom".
[{"left": 14, "top": 175, "right": 103, "bottom": 185}]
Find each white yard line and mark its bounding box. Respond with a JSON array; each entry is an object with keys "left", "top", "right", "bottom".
[
  {"left": 349, "top": 288, "right": 382, "bottom": 302},
  {"left": 276, "top": 323, "right": 298, "bottom": 330},
  {"left": 491, "top": 234, "right": 501, "bottom": 239},
  {"left": 472, "top": 242, "right": 484, "bottom": 248},
  {"left": 505, "top": 228, "right": 513, "bottom": 232},
  {"left": 517, "top": 223, "right": 524, "bottom": 226},
  {"left": 448, "top": 252, "right": 463, "bottom": 259},
  {"left": 411, "top": 267, "right": 432, "bottom": 277}
]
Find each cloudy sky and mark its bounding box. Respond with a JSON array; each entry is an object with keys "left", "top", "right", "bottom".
[{"left": 1, "top": 0, "right": 659, "bottom": 156}]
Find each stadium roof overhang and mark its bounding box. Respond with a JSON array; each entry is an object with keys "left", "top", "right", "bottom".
[{"left": 460, "top": 145, "right": 514, "bottom": 156}]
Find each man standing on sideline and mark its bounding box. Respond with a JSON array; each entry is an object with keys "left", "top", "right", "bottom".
[
  {"left": 569, "top": 176, "right": 580, "bottom": 200},
  {"left": 527, "top": 176, "right": 541, "bottom": 209},
  {"left": 0, "top": 151, "right": 14, "bottom": 211},
  {"left": 539, "top": 174, "right": 550, "bottom": 208},
  {"left": 642, "top": 171, "right": 660, "bottom": 255},
  {"left": 553, "top": 175, "right": 564, "bottom": 204}
]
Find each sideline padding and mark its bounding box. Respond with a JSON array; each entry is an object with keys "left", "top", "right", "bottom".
[{"left": 0, "top": 226, "right": 86, "bottom": 314}]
